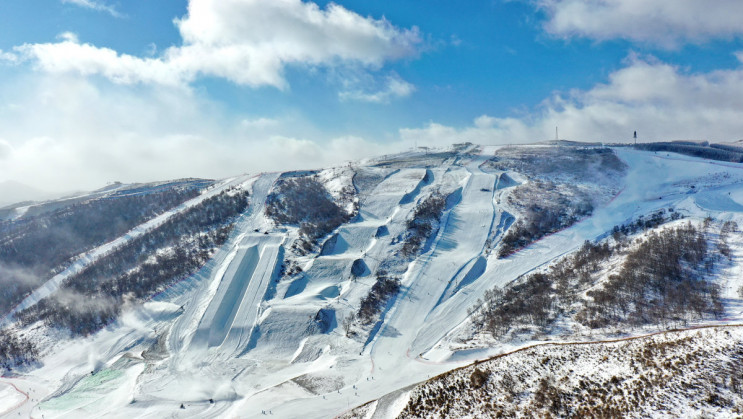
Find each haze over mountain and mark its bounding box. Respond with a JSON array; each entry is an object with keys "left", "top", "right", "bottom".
[{"left": 0, "top": 180, "right": 49, "bottom": 207}]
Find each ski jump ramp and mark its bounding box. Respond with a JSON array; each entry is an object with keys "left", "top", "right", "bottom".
[{"left": 190, "top": 234, "right": 283, "bottom": 354}]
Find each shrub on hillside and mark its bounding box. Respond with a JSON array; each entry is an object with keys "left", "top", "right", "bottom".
[
  {"left": 357, "top": 272, "right": 401, "bottom": 325},
  {"left": 401, "top": 192, "right": 447, "bottom": 258},
  {"left": 0, "top": 181, "right": 207, "bottom": 314},
  {"left": 16, "top": 188, "right": 248, "bottom": 336},
  {"left": 635, "top": 142, "right": 743, "bottom": 163},
  {"left": 578, "top": 223, "right": 722, "bottom": 328},
  {"left": 0, "top": 329, "right": 37, "bottom": 371},
  {"left": 486, "top": 146, "right": 626, "bottom": 182},
  {"left": 498, "top": 182, "right": 593, "bottom": 258},
  {"left": 266, "top": 176, "right": 352, "bottom": 245},
  {"left": 472, "top": 273, "right": 554, "bottom": 337},
  {"left": 475, "top": 221, "right": 726, "bottom": 338}
]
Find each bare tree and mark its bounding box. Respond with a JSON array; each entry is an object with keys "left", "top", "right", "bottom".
[{"left": 342, "top": 312, "right": 356, "bottom": 337}]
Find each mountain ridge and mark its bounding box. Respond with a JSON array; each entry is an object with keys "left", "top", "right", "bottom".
[{"left": 0, "top": 142, "right": 742, "bottom": 418}]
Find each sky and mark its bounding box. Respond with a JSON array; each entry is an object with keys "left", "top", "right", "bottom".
[{"left": 2, "top": 0, "right": 743, "bottom": 196}]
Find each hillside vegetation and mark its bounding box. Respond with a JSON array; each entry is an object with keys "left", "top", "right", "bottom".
[
  {"left": 400, "top": 192, "right": 447, "bottom": 258},
  {"left": 350, "top": 191, "right": 450, "bottom": 334},
  {"left": 0, "top": 180, "right": 210, "bottom": 315},
  {"left": 635, "top": 141, "right": 743, "bottom": 163},
  {"left": 0, "top": 329, "right": 38, "bottom": 373},
  {"left": 266, "top": 175, "right": 355, "bottom": 253},
  {"left": 395, "top": 327, "right": 743, "bottom": 418},
  {"left": 16, "top": 188, "right": 249, "bottom": 336},
  {"left": 472, "top": 216, "right": 728, "bottom": 341},
  {"left": 486, "top": 147, "right": 626, "bottom": 257}
]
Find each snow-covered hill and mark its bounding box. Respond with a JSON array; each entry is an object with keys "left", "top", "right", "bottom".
[
  {"left": 347, "top": 326, "right": 743, "bottom": 418},
  {"left": 1, "top": 143, "right": 743, "bottom": 418}
]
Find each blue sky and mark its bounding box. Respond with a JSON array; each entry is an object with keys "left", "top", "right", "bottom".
[{"left": 2, "top": 0, "right": 743, "bottom": 194}]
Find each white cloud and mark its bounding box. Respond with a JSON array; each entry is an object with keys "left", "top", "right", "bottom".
[
  {"left": 15, "top": 38, "right": 190, "bottom": 87},
  {"left": 14, "top": 0, "right": 420, "bottom": 90},
  {"left": 0, "top": 73, "right": 401, "bottom": 194},
  {"left": 401, "top": 118, "right": 535, "bottom": 148},
  {"left": 57, "top": 32, "right": 80, "bottom": 43},
  {"left": 538, "top": 0, "right": 743, "bottom": 47},
  {"left": 261, "top": 135, "right": 395, "bottom": 165},
  {"left": 61, "top": 0, "right": 122, "bottom": 18},
  {"left": 240, "top": 117, "right": 280, "bottom": 130},
  {"left": 0, "top": 50, "right": 18, "bottom": 63},
  {"left": 339, "top": 73, "right": 415, "bottom": 103},
  {"left": 0, "top": 139, "right": 12, "bottom": 159},
  {"left": 5, "top": 53, "right": 743, "bottom": 198},
  {"left": 401, "top": 53, "right": 743, "bottom": 146}
]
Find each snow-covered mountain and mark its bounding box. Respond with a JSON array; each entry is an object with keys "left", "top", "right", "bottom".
[{"left": 1, "top": 142, "right": 742, "bottom": 418}]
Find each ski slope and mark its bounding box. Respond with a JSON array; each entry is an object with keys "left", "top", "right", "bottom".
[
  {"left": 369, "top": 154, "right": 498, "bottom": 359},
  {"left": 190, "top": 235, "right": 282, "bottom": 354},
  {"left": 0, "top": 174, "right": 255, "bottom": 326},
  {"left": 5, "top": 145, "right": 743, "bottom": 418},
  {"left": 167, "top": 173, "right": 281, "bottom": 354}
]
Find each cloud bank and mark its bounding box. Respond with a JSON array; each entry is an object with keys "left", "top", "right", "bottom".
[
  {"left": 0, "top": 73, "right": 402, "bottom": 195},
  {"left": 15, "top": 0, "right": 420, "bottom": 90},
  {"left": 538, "top": 0, "right": 743, "bottom": 47},
  {"left": 402, "top": 54, "right": 743, "bottom": 146},
  {"left": 4, "top": 53, "right": 743, "bottom": 198}
]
